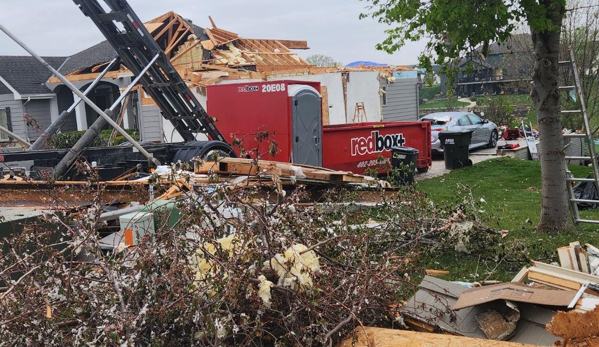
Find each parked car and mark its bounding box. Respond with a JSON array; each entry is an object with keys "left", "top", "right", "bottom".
[{"left": 419, "top": 112, "right": 498, "bottom": 154}]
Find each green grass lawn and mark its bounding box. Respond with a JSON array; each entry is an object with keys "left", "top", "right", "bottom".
[
  {"left": 420, "top": 99, "right": 470, "bottom": 110},
  {"left": 415, "top": 157, "right": 599, "bottom": 282}
]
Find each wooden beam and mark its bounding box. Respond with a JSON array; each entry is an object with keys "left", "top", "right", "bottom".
[
  {"left": 321, "top": 86, "right": 329, "bottom": 126},
  {"left": 275, "top": 40, "right": 309, "bottom": 50},
  {"left": 165, "top": 26, "right": 190, "bottom": 56},
  {"left": 338, "top": 327, "right": 547, "bottom": 347},
  {"left": 209, "top": 16, "right": 217, "bottom": 29},
  {"left": 91, "top": 62, "right": 110, "bottom": 73},
  {"left": 48, "top": 71, "right": 120, "bottom": 83},
  {"left": 153, "top": 17, "right": 178, "bottom": 42}
]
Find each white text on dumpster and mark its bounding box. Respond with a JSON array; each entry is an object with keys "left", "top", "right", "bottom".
[{"left": 350, "top": 131, "right": 406, "bottom": 156}]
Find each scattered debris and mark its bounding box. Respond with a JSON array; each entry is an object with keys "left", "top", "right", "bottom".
[
  {"left": 400, "top": 276, "right": 558, "bottom": 345},
  {"left": 476, "top": 308, "right": 518, "bottom": 340},
  {"left": 547, "top": 306, "right": 599, "bottom": 346}
]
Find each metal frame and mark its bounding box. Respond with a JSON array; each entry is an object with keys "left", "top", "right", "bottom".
[{"left": 561, "top": 46, "right": 599, "bottom": 224}]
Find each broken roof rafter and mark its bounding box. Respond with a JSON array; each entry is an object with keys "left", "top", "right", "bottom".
[{"left": 57, "top": 11, "right": 312, "bottom": 83}]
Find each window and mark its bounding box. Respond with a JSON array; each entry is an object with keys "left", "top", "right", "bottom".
[
  {"left": 457, "top": 115, "right": 471, "bottom": 126},
  {"left": 0, "top": 108, "right": 8, "bottom": 141},
  {"left": 381, "top": 87, "right": 387, "bottom": 106},
  {"left": 467, "top": 114, "right": 483, "bottom": 125}
]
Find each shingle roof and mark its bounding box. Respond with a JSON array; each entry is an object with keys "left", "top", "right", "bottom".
[
  {"left": 59, "top": 40, "right": 117, "bottom": 75},
  {"left": 58, "top": 22, "right": 205, "bottom": 76},
  {"left": 0, "top": 81, "right": 11, "bottom": 95},
  {"left": 488, "top": 34, "right": 532, "bottom": 55},
  {"left": 0, "top": 56, "right": 67, "bottom": 95}
]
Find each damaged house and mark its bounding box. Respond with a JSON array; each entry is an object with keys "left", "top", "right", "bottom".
[
  {"left": 2, "top": 11, "right": 420, "bottom": 145},
  {"left": 0, "top": 56, "right": 68, "bottom": 143}
]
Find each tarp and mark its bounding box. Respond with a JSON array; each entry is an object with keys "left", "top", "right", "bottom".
[
  {"left": 345, "top": 61, "right": 388, "bottom": 67},
  {"left": 573, "top": 176, "right": 599, "bottom": 209}
]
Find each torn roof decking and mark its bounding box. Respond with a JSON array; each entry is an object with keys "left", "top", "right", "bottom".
[
  {"left": 51, "top": 10, "right": 413, "bottom": 87},
  {"left": 52, "top": 11, "right": 311, "bottom": 83}
]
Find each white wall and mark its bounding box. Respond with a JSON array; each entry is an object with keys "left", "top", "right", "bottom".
[{"left": 345, "top": 71, "right": 382, "bottom": 123}]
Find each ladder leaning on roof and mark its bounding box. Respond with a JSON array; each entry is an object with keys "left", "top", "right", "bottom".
[
  {"left": 561, "top": 45, "right": 599, "bottom": 224},
  {"left": 73, "top": 0, "right": 225, "bottom": 143}
]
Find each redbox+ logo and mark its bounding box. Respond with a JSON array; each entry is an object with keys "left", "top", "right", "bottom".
[{"left": 350, "top": 131, "right": 406, "bottom": 156}]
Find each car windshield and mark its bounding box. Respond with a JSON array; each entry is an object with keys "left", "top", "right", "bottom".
[{"left": 421, "top": 116, "right": 452, "bottom": 125}]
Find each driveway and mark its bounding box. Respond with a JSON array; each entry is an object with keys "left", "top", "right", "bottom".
[{"left": 416, "top": 145, "right": 499, "bottom": 180}]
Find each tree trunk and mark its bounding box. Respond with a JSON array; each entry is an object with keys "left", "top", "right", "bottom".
[{"left": 530, "top": 1, "right": 572, "bottom": 232}]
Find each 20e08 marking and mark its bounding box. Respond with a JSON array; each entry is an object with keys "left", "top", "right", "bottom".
[{"left": 262, "top": 83, "right": 286, "bottom": 93}]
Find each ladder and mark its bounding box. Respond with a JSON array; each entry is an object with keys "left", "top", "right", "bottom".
[
  {"left": 353, "top": 102, "right": 367, "bottom": 123},
  {"left": 73, "top": 0, "right": 225, "bottom": 143},
  {"left": 561, "top": 46, "right": 599, "bottom": 224}
]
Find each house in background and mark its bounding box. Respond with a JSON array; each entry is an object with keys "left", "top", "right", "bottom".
[
  {"left": 0, "top": 56, "right": 68, "bottom": 143},
  {"left": 1, "top": 11, "right": 421, "bottom": 146},
  {"left": 441, "top": 34, "right": 533, "bottom": 96}
]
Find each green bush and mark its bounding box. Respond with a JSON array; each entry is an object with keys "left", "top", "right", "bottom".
[{"left": 49, "top": 129, "right": 140, "bottom": 149}]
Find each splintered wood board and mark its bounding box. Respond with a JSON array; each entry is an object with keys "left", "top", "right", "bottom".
[{"left": 196, "top": 158, "right": 373, "bottom": 184}]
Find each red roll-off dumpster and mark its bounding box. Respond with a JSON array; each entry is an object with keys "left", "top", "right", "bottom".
[
  {"left": 206, "top": 80, "right": 431, "bottom": 175},
  {"left": 322, "top": 122, "right": 431, "bottom": 174}
]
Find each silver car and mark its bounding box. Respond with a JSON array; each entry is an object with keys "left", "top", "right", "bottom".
[{"left": 419, "top": 112, "right": 498, "bottom": 154}]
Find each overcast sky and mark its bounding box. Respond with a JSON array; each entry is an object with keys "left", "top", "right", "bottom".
[{"left": 0, "top": 0, "right": 427, "bottom": 66}]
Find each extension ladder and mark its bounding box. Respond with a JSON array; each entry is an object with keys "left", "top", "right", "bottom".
[
  {"left": 561, "top": 46, "right": 599, "bottom": 223},
  {"left": 73, "top": 0, "right": 225, "bottom": 143}
]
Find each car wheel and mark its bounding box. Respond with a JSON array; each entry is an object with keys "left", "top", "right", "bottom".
[
  {"left": 487, "top": 130, "right": 498, "bottom": 148},
  {"left": 417, "top": 166, "right": 429, "bottom": 173}
]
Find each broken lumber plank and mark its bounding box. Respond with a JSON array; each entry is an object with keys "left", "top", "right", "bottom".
[
  {"left": 424, "top": 269, "right": 450, "bottom": 276},
  {"left": 511, "top": 266, "right": 529, "bottom": 283},
  {"left": 527, "top": 269, "right": 586, "bottom": 291},
  {"left": 529, "top": 261, "right": 599, "bottom": 291},
  {"left": 558, "top": 245, "right": 580, "bottom": 271},
  {"left": 338, "top": 327, "right": 548, "bottom": 347},
  {"left": 195, "top": 158, "right": 380, "bottom": 185}
]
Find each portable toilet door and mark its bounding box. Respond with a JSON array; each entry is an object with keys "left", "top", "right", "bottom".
[{"left": 288, "top": 84, "right": 322, "bottom": 167}]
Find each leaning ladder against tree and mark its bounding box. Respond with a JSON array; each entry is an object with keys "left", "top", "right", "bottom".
[{"left": 562, "top": 45, "right": 599, "bottom": 224}]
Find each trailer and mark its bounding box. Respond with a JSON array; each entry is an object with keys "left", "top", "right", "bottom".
[{"left": 207, "top": 81, "right": 431, "bottom": 175}]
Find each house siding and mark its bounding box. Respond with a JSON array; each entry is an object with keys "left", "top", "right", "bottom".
[
  {"left": 140, "top": 105, "right": 162, "bottom": 142},
  {"left": 381, "top": 78, "right": 419, "bottom": 122},
  {"left": 0, "top": 94, "right": 26, "bottom": 141},
  {"left": 23, "top": 99, "right": 52, "bottom": 141}
]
